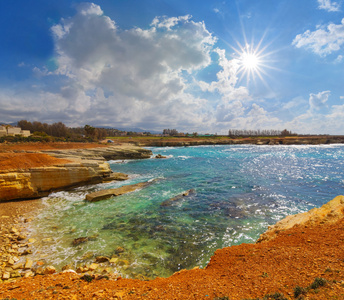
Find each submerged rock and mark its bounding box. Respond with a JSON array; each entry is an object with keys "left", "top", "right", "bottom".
[
  {"left": 95, "top": 256, "right": 110, "bottom": 263},
  {"left": 72, "top": 237, "right": 89, "bottom": 246},
  {"left": 160, "top": 189, "right": 195, "bottom": 207}
]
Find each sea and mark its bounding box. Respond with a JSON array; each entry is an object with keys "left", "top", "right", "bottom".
[{"left": 27, "top": 144, "right": 344, "bottom": 279}]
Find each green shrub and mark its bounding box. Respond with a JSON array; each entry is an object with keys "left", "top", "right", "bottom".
[
  {"left": 294, "top": 286, "right": 307, "bottom": 298},
  {"left": 309, "top": 277, "right": 326, "bottom": 290}
]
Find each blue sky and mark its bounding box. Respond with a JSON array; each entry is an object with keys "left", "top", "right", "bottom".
[{"left": 0, "top": 0, "right": 343, "bottom": 134}]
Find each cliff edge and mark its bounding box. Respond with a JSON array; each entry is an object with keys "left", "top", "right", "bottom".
[
  {"left": 0, "top": 145, "right": 152, "bottom": 202},
  {"left": 256, "top": 195, "right": 344, "bottom": 243}
]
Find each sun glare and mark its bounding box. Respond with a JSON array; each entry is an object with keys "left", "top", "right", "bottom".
[
  {"left": 241, "top": 52, "right": 260, "bottom": 70},
  {"left": 232, "top": 41, "right": 271, "bottom": 85}
]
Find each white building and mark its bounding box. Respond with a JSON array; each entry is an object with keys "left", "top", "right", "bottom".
[{"left": 0, "top": 126, "right": 31, "bottom": 137}]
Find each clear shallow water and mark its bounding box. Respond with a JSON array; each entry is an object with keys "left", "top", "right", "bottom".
[{"left": 29, "top": 144, "right": 344, "bottom": 279}]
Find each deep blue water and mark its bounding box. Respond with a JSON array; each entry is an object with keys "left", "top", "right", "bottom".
[{"left": 29, "top": 144, "right": 344, "bottom": 279}]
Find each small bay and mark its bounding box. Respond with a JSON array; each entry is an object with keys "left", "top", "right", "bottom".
[{"left": 28, "top": 144, "right": 344, "bottom": 279}]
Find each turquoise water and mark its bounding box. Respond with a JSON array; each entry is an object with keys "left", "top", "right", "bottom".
[{"left": 29, "top": 144, "right": 344, "bottom": 279}]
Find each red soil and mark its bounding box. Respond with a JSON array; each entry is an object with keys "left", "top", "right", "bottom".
[
  {"left": 0, "top": 142, "right": 107, "bottom": 170},
  {"left": 1, "top": 219, "right": 344, "bottom": 299},
  {"left": 0, "top": 142, "right": 107, "bottom": 152},
  {"left": 0, "top": 153, "right": 71, "bottom": 171}
]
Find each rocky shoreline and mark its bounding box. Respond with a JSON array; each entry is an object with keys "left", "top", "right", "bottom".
[
  {"left": 0, "top": 145, "right": 152, "bottom": 202},
  {"left": 1, "top": 195, "right": 344, "bottom": 298},
  {"left": 2, "top": 142, "right": 344, "bottom": 298}
]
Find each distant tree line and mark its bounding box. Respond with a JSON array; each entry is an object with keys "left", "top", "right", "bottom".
[
  {"left": 163, "top": 129, "right": 179, "bottom": 136},
  {"left": 228, "top": 129, "right": 296, "bottom": 137},
  {"left": 13, "top": 120, "right": 154, "bottom": 142}
]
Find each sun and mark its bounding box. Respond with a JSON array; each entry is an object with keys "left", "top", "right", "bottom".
[
  {"left": 231, "top": 41, "right": 271, "bottom": 85},
  {"left": 240, "top": 52, "right": 260, "bottom": 71}
]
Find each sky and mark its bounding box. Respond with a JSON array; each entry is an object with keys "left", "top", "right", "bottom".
[{"left": 0, "top": 0, "right": 343, "bottom": 134}]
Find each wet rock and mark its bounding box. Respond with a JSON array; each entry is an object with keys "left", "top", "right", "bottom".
[
  {"left": 115, "top": 246, "right": 125, "bottom": 254},
  {"left": 72, "top": 237, "right": 89, "bottom": 246},
  {"left": 62, "top": 264, "right": 72, "bottom": 271},
  {"left": 110, "top": 257, "right": 119, "bottom": 264},
  {"left": 89, "top": 263, "right": 99, "bottom": 271},
  {"left": 160, "top": 189, "right": 195, "bottom": 207},
  {"left": 155, "top": 154, "right": 167, "bottom": 159},
  {"left": 95, "top": 256, "right": 110, "bottom": 263},
  {"left": 86, "top": 179, "right": 159, "bottom": 202}
]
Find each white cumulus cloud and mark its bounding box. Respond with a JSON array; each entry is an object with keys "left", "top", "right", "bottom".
[
  {"left": 292, "top": 18, "right": 344, "bottom": 56},
  {"left": 317, "top": 0, "right": 341, "bottom": 12}
]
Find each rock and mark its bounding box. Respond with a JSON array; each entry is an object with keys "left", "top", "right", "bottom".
[
  {"left": 35, "top": 267, "right": 44, "bottom": 275},
  {"left": 12, "top": 263, "right": 23, "bottom": 270},
  {"left": 10, "top": 228, "right": 18, "bottom": 234},
  {"left": 85, "top": 179, "right": 159, "bottom": 202},
  {"left": 10, "top": 270, "right": 21, "bottom": 278},
  {"left": 110, "top": 257, "right": 119, "bottom": 264},
  {"left": 115, "top": 247, "right": 125, "bottom": 254},
  {"left": 17, "top": 234, "right": 26, "bottom": 241},
  {"left": 62, "top": 264, "right": 72, "bottom": 271},
  {"left": 72, "top": 237, "right": 89, "bottom": 246},
  {"left": 24, "top": 271, "right": 34, "bottom": 278},
  {"left": 44, "top": 266, "right": 56, "bottom": 274},
  {"left": 95, "top": 256, "right": 110, "bottom": 263},
  {"left": 257, "top": 195, "right": 344, "bottom": 243},
  {"left": 160, "top": 189, "right": 195, "bottom": 207},
  {"left": 24, "top": 259, "right": 33, "bottom": 269},
  {"left": 20, "top": 249, "right": 32, "bottom": 256},
  {"left": 103, "top": 267, "right": 111, "bottom": 274},
  {"left": 2, "top": 272, "right": 10, "bottom": 280},
  {"left": 89, "top": 263, "right": 99, "bottom": 271},
  {"left": 155, "top": 154, "right": 167, "bottom": 159},
  {"left": 103, "top": 172, "right": 129, "bottom": 182},
  {"left": 28, "top": 238, "right": 36, "bottom": 243},
  {"left": 0, "top": 146, "right": 152, "bottom": 202}
]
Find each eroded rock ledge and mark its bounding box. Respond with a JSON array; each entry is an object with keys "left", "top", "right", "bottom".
[{"left": 0, "top": 145, "right": 152, "bottom": 202}]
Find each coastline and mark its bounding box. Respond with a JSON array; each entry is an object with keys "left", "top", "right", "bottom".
[
  {"left": 1, "top": 195, "right": 344, "bottom": 299},
  {"left": 1, "top": 142, "right": 344, "bottom": 298}
]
